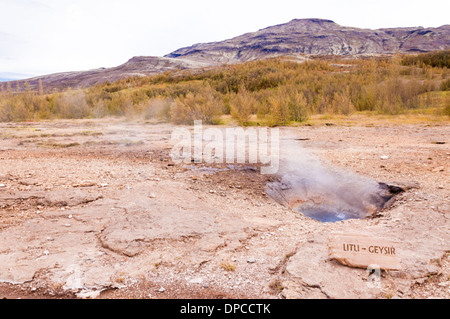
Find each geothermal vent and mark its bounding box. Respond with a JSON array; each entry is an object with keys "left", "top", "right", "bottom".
[{"left": 266, "top": 137, "right": 404, "bottom": 223}]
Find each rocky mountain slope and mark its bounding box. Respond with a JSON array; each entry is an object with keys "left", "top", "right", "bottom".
[
  {"left": 10, "top": 18, "right": 450, "bottom": 91},
  {"left": 166, "top": 18, "right": 450, "bottom": 63},
  {"left": 18, "top": 56, "right": 212, "bottom": 92}
]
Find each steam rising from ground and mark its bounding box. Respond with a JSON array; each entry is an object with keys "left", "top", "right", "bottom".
[
  {"left": 169, "top": 124, "right": 396, "bottom": 223},
  {"left": 266, "top": 132, "right": 388, "bottom": 222}
]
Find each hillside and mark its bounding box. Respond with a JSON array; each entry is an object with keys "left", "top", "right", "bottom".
[
  {"left": 18, "top": 56, "right": 213, "bottom": 92},
  {"left": 166, "top": 18, "right": 450, "bottom": 62},
  {"left": 6, "top": 18, "right": 450, "bottom": 92}
]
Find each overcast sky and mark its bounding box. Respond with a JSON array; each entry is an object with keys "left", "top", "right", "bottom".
[{"left": 0, "top": 0, "right": 449, "bottom": 78}]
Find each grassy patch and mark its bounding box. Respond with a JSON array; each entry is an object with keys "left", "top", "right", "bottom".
[
  {"left": 219, "top": 261, "right": 236, "bottom": 272},
  {"left": 37, "top": 142, "right": 80, "bottom": 148}
]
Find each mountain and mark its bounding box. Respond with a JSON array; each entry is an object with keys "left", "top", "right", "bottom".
[
  {"left": 166, "top": 18, "right": 450, "bottom": 63},
  {"left": 9, "top": 19, "right": 450, "bottom": 91},
  {"left": 15, "top": 56, "right": 212, "bottom": 92}
]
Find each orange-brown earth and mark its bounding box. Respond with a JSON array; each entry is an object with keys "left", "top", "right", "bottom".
[{"left": 0, "top": 119, "right": 448, "bottom": 299}]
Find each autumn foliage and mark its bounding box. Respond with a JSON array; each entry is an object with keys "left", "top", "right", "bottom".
[{"left": 1, "top": 52, "right": 449, "bottom": 124}]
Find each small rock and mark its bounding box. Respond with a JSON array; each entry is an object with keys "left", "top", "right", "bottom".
[
  {"left": 149, "top": 193, "right": 156, "bottom": 199},
  {"left": 73, "top": 181, "right": 96, "bottom": 188},
  {"left": 77, "top": 290, "right": 101, "bottom": 299},
  {"left": 100, "top": 183, "right": 108, "bottom": 188},
  {"left": 0, "top": 184, "right": 5, "bottom": 188},
  {"left": 209, "top": 190, "right": 216, "bottom": 193},
  {"left": 68, "top": 214, "right": 73, "bottom": 219},
  {"left": 247, "top": 258, "right": 256, "bottom": 264},
  {"left": 432, "top": 166, "right": 445, "bottom": 173},
  {"left": 158, "top": 287, "right": 165, "bottom": 293},
  {"left": 380, "top": 155, "right": 389, "bottom": 160},
  {"left": 64, "top": 224, "right": 71, "bottom": 227},
  {"left": 188, "top": 277, "right": 204, "bottom": 284},
  {"left": 438, "top": 281, "right": 449, "bottom": 287},
  {"left": 19, "top": 180, "right": 38, "bottom": 186}
]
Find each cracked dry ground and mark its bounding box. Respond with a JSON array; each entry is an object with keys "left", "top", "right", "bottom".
[{"left": 0, "top": 119, "right": 448, "bottom": 299}]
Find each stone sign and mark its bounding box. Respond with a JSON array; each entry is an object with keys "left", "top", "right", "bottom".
[{"left": 328, "top": 233, "right": 402, "bottom": 270}]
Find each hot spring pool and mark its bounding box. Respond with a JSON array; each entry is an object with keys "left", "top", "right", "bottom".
[{"left": 295, "top": 205, "right": 365, "bottom": 223}]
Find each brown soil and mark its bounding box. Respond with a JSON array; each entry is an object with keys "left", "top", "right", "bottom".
[{"left": 0, "top": 119, "right": 448, "bottom": 299}]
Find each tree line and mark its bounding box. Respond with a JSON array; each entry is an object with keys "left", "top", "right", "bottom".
[{"left": 1, "top": 51, "right": 449, "bottom": 124}]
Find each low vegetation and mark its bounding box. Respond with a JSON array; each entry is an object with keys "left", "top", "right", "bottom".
[
  {"left": 1, "top": 51, "right": 449, "bottom": 124},
  {"left": 401, "top": 50, "right": 450, "bottom": 68}
]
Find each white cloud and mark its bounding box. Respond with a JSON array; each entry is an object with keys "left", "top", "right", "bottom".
[{"left": 0, "top": 0, "right": 448, "bottom": 77}]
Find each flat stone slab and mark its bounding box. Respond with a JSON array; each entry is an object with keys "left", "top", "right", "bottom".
[{"left": 328, "top": 233, "right": 402, "bottom": 270}]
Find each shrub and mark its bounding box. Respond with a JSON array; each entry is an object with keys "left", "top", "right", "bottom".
[
  {"left": 0, "top": 97, "right": 27, "bottom": 121},
  {"left": 170, "top": 84, "right": 223, "bottom": 124},
  {"left": 229, "top": 87, "right": 257, "bottom": 125},
  {"left": 402, "top": 50, "right": 450, "bottom": 68},
  {"left": 441, "top": 79, "right": 450, "bottom": 91},
  {"left": 444, "top": 104, "right": 450, "bottom": 117},
  {"left": 105, "top": 91, "right": 133, "bottom": 116},
  {"left": 54, "top": 90, "right": 91, "bottom": 119},
  {"left": 267, "top": 90, "right": 291, "bottom": 126},
  {"left": 284, "top": 86, "right": 309, "bottom": 121},
  {"left": 331, "top": 91, "right": 355, "bottom": 115},
  {"left": 264, "top": 86, "right": 309, "bottom": 125},
  {"left": 141, "top": 97, "right": 174, "bottom": 121}
]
